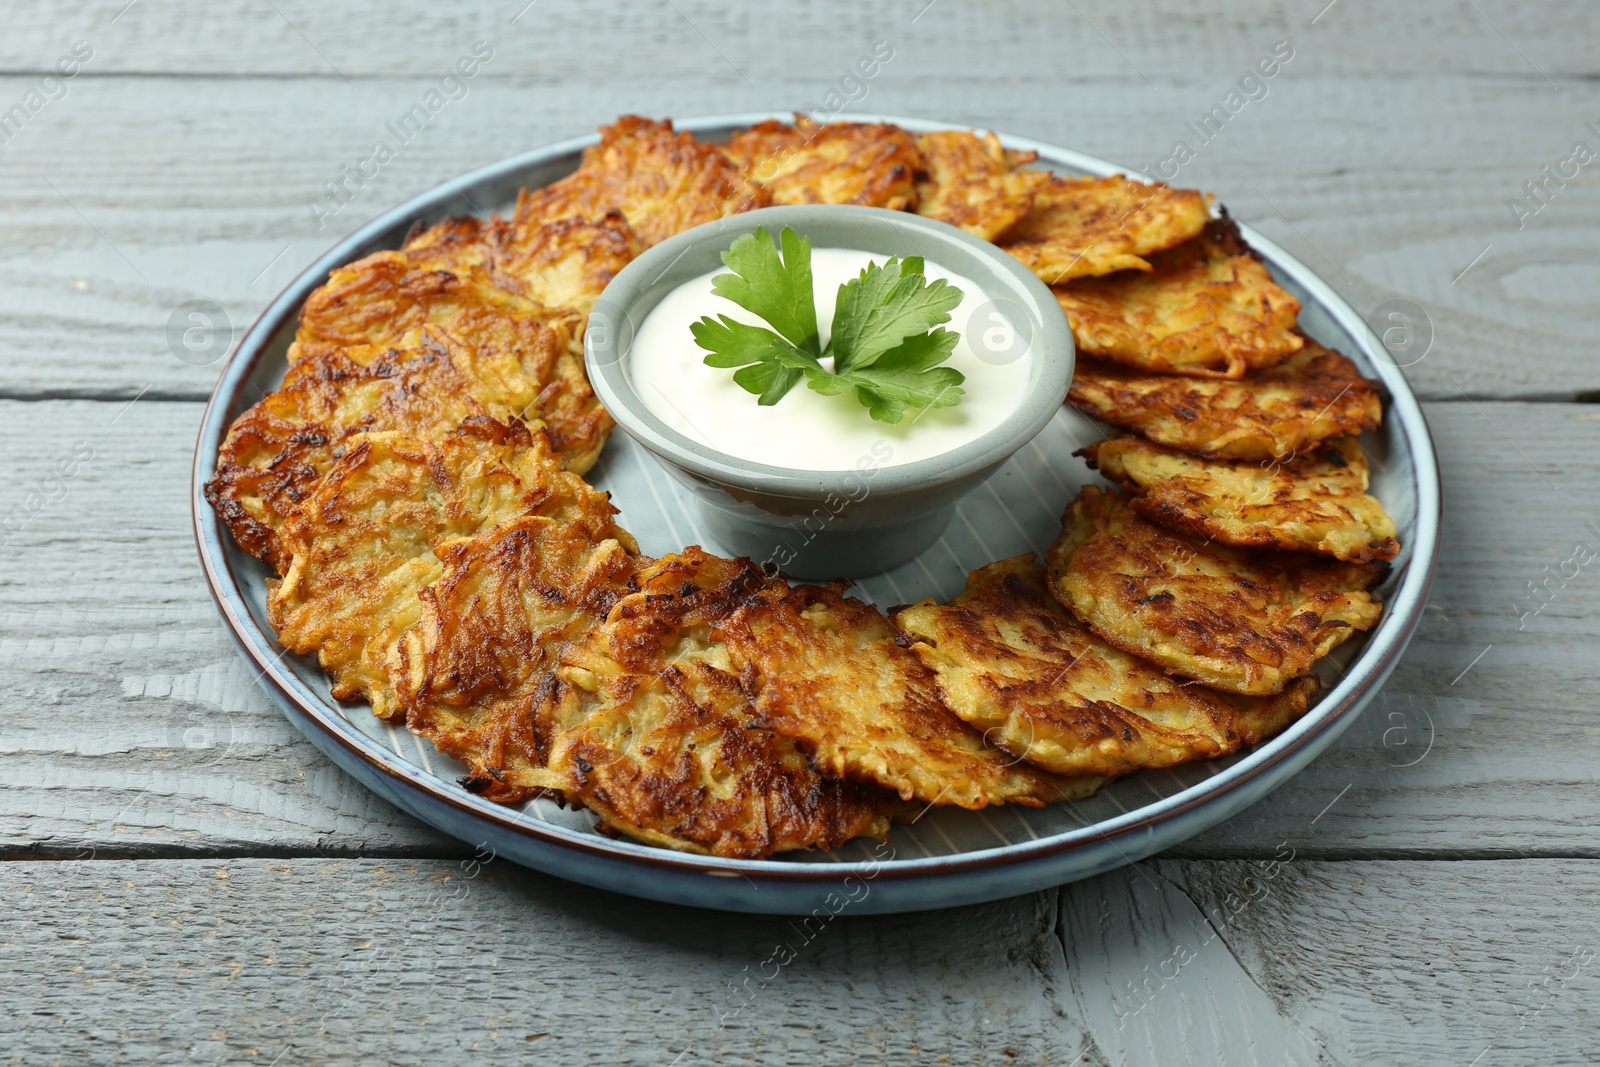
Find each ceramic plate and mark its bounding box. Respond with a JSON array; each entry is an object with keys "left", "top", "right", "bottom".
[{"left": 192, "top": 113, "right": 1440, "bottom": 915}]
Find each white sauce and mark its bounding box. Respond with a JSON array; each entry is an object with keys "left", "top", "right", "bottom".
[{"left": 628, "top": 247, "right": 1033, "bottom": 472}]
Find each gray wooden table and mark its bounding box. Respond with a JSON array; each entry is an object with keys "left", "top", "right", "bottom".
[{"left": 3, "top": 2, "right": 1596, "bottom": 1063}]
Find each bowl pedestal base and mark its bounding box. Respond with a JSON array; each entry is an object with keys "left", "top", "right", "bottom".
[{"left": 698, "top": 499, "right": 954, "bottom": 580}]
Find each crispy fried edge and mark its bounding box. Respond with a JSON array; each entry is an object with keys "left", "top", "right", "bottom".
[
  {"left": 998, "top": 174, "right": 1213, "bottom": 283},
  {"left": 512, "top": 115, "right": 770, "bottom": 246},
  {"left": 894, "top": 556, "right": 1322, "bottom": 777},
  {"left": 1051, "top": 217, "right": 1303, "bottom": 378},
  {"left": 1046, "top": 486, "right": 1386, "bottom": 695},
  {"left": 911, "top": 130, "right": 1049, "bottom": 239},
  {"left": 716, "top": 580, "right": 1093, "bottom": 810},
  {"left": 725, "top": 115, "right": 925, "bottom": 210},
  {"left": 1082, "top": 435, "right": 1400, "bottom": 562},
  {"left": 1067, "top": 338, "right": 1385, "bottom": 461}
]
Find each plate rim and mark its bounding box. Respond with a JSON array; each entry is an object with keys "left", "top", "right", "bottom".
[{"left": 190, "top": 111, "right": 1441, "bottom": 902}]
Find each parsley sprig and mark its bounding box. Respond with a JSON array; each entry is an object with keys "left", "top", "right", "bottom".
[{"left": 690, "top": 226, "right": 966, "bottom": 424}]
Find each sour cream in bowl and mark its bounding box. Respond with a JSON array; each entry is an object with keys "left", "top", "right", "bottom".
[
  {"left": 632, "top": 247, "right": 1036, "bottom": 472},
  {"left": 586, "top": 205, "right": 1073, "bottom": 579}
]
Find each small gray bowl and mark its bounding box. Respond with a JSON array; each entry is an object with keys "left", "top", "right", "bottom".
[{"left": 584, "top": 204, "right": 1074, "bottom": 578}]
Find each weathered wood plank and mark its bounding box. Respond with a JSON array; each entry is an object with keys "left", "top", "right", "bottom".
[
  {"left": 1064, "top": 858, "right": 1600, "bottom": 1066},
  {"left": 2, "top": 0, "right": 1595, "bottom": 80},
  {"left": 3, "top": 4, "right": 1593, "bottom": 1063},
  {"left": 1063, "top": 862, "right": 1321, "bottom": 1067},
  {"left": 1, "top": 858, "right": 1089, "bottom": 1066},
  {"left": 0, "top": 3, "right": 1594, "bottom": 399},
  {"left": 0, "top": 397, "right": 457, "bottom": 858},
  {"left": 4, "top": 856, "right": 1595, "bottom": 1065},
  {"left": 1, "top": 398, "right": 1595, "bottom": 860}
]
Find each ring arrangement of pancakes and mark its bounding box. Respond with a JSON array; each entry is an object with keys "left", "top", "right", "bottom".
[{"left": 208, "top": 115, "right": 1396, "bottom": 858}]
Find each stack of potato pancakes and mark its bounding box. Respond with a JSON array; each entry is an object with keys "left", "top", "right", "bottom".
[{"left": 208, "top": 115, "right": 1395, "bottom": 858}]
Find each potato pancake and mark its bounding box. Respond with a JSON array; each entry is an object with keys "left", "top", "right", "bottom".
[
  {"left": 1047, "top": 486, "right": 1384, "bottom": 695},
  {"left": 291, "top": 251, "right": 571, "bottom": 366},
  {"left": 911, "top": 130, "right": 1051, "bottom": 240},
  {"left": 396, "top": 516, "right": 639, "bottom": 803},
  {"left": 1082, "top": 435, "right": 1399, "bottom": 562},
  {"left": 998, "top": 174, "right": 1211, "bottom": 283},
  {"left": 723, "top": 116, "right": 923, "bottom": 209},
  {"left": 536, "top": 662, "right": 895, "bottom": 858},
  {"left": 289, "top": 250, "right": 608, "bottom": 472},
  {"left": 399, "top": 215, "right": 505, "bottom": 274},
  {"left": 1068, "top": 337, "right": 1384, "bottom": 461},
  {"left": 894, "top": 557, "right": 1319, "bottom": 777},
  {"left": 499, "top": 211, "right": 644, "bottom": 319},
  {"left": 714, "top": 580, "right": 1093, "bottom": 809},
  {"left": 401, "top": 210, "right": 643, "bottom": 323},
  {"left": 1053, "top": 218, "right": 1302, "bottom": 378},
  {"left": 511, "top": 115, "right": 770, "bottom": 247},
  {"left": 208, "top": 330, "right": 518, "bottom": 570},
  {"left": 267, "top": 421, "right": 629, "bottom": 720},
  {"left": 532, "top": 550, "right": 897, "bottom": 857}
]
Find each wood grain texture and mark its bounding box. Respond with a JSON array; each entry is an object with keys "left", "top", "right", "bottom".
[
  {"left": 4, "top": 856, "right": 1596, "bottom": 1066},
  {"left": 0, "top": 2, "right": 1595, "bottom": 400},
  {"left": 1066, "top": 859, "right": 1600, "bottom": 1067},
  {"left": 0, "top": 398, "right": 458, "bottom": 858},
  {"left": 1, "top": 858, "right": 1091, "bottom": 1066},
  {"left": 1, "top": 398, "right": 1595, "bottom": 860},
  {"left": 3, "top": 2, "right": 1597, "bottom": 1063},
  {"left": 4, "top": 0, "right": 1597, "bottom": 77}
]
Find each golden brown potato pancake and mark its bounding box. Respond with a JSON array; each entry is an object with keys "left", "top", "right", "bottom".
[
  {"left": 533, "top": 550, "right": 896, "bottom": 857},
  {"left": 1082, "top": 435, "right": 1399, "bottom": 562},
  {"left": 537, "top": 661, "right": 895, "bottom": 858},
  {"left": 911, "top": 130, "right": 1051, "bottom": 240},
  {"left": 498, "top": 211, "right": 644, "bottom": 319},
  {"left": 1053, "top": 218, "right": 1302, "bottom": 378},
  {"left": 894, "top": 557, "right": 1319, "bottom": 777},
  {"left": 511, "top": 115, "right": 770, "bottom": 247},
  {"left": 1067, "top": 337, "right": 1384, "bottom": 462},
  {"left": 289, "top": 250, "right": 608, "bottom": 472},
  {"left": 396, "top": 516, "right": 639, "bottom": 803},
  {"left": 1047, "top": 487, "right": 1384, "bottom": 695},
  {"left": 399, "top": 215, "right": 506, "bottom": 274},
  {"left": 714, "top": 580, "right": 1093, "bottom": 809},
  {"left": 998, "top": 174, "right": 1211, "bottom": 283},
  {"left": 208, "top": 330, "right": 517, "bottom": 571},
  {"left": 402, "top": 210, "right": 643, "bottom": 322},
  {"left": 267, "top": 421, "right": 630, "bottom": 720},
  {"left": 291, "top": 250, "right": 570, "bottom": 366},
  {"left": 723, "top": 116, "right": 924, "bottom": 210}
]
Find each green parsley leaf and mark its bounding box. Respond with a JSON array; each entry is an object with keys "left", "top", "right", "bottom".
[
  {"left": 708, "top": 227, "right": 821, "bottom": 356},
  {"left": 828, "top": 256, "right": 963, "bottom": 374},
  {"left": 689, "top": 314, "right": 817, "bottom": 405},
  {"left": 807, "top": 328, "right": 966, "bottom": 424},
  {"left": 691, "top": 226, "right": 967, "bottom": 422}
]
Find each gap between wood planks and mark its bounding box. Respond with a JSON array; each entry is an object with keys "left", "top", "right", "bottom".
[{"left": 0, "top": 388, "right": 211, "bottom": 403}]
